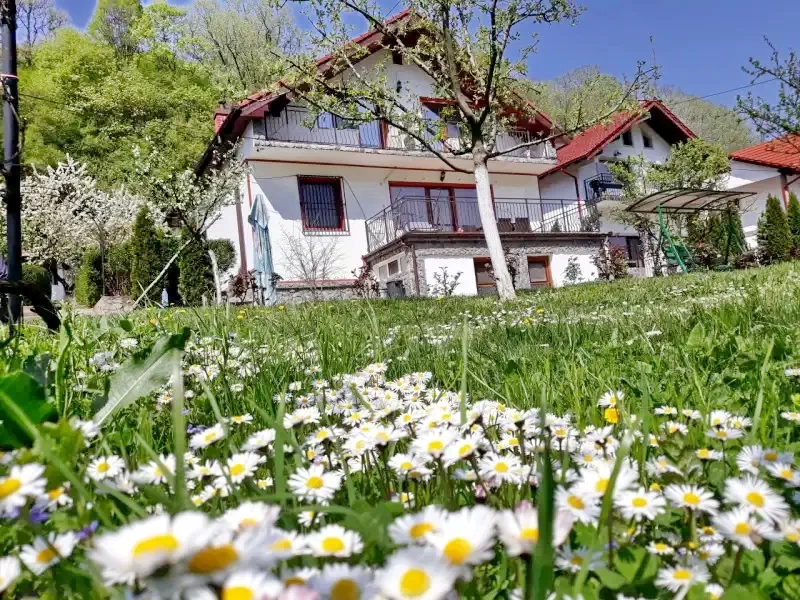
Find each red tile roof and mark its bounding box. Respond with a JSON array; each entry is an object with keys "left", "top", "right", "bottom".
[
  {"left": 729, "top": 136, "right": 800, "bottom": 172},
  {"left": 541, "top": 100, "right": 695, "bottom": 177}
]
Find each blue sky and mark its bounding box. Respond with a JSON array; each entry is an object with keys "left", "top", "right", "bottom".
[{"left": 57, "top": 0, "right": 797, "bottom": 106}]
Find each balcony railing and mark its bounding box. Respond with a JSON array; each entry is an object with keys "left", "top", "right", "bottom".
[
  {"left": 261, "top": 107, "right": 556, "bottom": 160},
  {"left": 366, "top": 197, "right": 599, "bottom": 253},
  {"left": 584, "top": 173, "right": 624, "bottom": 203}
]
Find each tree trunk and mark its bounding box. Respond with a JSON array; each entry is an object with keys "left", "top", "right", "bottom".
[
  {"left": 208, "top": 248, "right": 223, "bottom": 305},
  {"left": 473, "top": 148, "right": 515, "bottom": 300}
]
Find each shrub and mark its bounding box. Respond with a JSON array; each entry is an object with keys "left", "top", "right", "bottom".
[
  {"left": 430, "top": 267, "right": 462, "bottom": 297},
  {"left": 352, "top": 265, "right": 379, "bottom": 298},
  {"left": 21, "top": 264, "right": 51, "bottom": 302},
  {"left": 757, "top": 194, "right": 791, "bottom": 264},
  {"left": 593, "top": 243, "right": 629, "bottom": 280},
  {"left": 178, "top": 229, "right": 213, "bottom": 306},
  {"left": 207, "top": 238, "right": 236, "bottom": 273},
  {"left": 787, "top": 192, "right": 800, "bottom": 256},
  {"left": 75, "top": 248, "right": 102, "bottom": 307},
  {"left": 130, "top": 207, "right": 162, "bottom": 302},
  {"left": 563, "top": 256, "right": 583, "bottom": 284},
  {"left": 106, "top": 242, "right": 134, "bottom": 297}
]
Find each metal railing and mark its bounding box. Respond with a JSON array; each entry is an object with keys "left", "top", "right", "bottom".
[
  {"left": 366, "top": 196, "right": 599, "bottom": 253},
  {"left": 261, "top": 108, "right": 555, "bottom": 159},
  {"left": 584, "top": 173, "right": 624, "bottom": 203}
]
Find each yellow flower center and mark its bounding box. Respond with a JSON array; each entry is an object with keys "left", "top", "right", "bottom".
[
  {"left": 781, "top": 469, "right": 794, "bottom": 480},
  {"left": 188, "top": 544, "right": 239, "bottom": 574},
  {"left": 567, "top": 495, "right": 585, "bottom": 510},
  {"left": 284, "top": 576, "right": 306, "bottom": 587},
  {"left": 400, "top": 461, "right": 413, "bottom": 470},
  {"left": 48, "top": 488, "right": 64, "bottom": 500},
  {"left": 400, "top": 568, "right": 430, "bottom": 597},
  {"left": 239, "top": 518, "right": 259, "bottom": 528},
  {"left": 427, "top": 441, "right": 444, "bottom": 453},
  {"left": 230, "top": 464, "right": 246, "bottom": 477},
  {"left": 683, "top": 492, "right": 700, "bottom": 506},
  {"left": 36, "top": 548, "right": 58, "bottom": 564},
  {"left": 716, "top": 431, "right": 728, "bottom": 439},
  {"left": 595, "top": 479, "right": 609, "bottom": 493},
  {"left": 746, "top": 491, "right": 765, "bottom": 507},
  {"left": 321, "top": 537, "right": 345, "bottom": 553},
  {"left": 654, "top": 543, "right": 669, "bottom": 552},
  {"left": 672, "top": 569, "right": 691, "bottom": 581},
  {"left": 632, "top": 497, "right": 648, "bottom": 508},
  {"left": 330, "top": 578, "right": 360, "bottom": 600},
  {"left": 409, "top": 523, "right": 433, "bottom": 539},
  {"left": 442, "top": 538, "right": 472, "bottom": 565},
  {"left": 698, "top": 449, "right": 710, "bottom": 458},
  {"left": 97, "top": 462, "right": 110, "bottom": 473},
  {"left": 0, "top": 478, "right": 22, "bottom": 499},
  {"left": 735, "top": 522, "right": 751, "bottom": 536},
  {"left": 271, "top": 538, "right": 292, "bottom": 551},
  {"left": 495, "top": 462, "right": 509, "bottom": 473},
  {"left": 458, "top": 444, "right": 473, "bottom": 456},
  {"left": 764, "top": 451, "right": 778, "bottom": 461},
  {"left": 520, "top": 528, "right": 539, "bottom": 542},
  {"left": 306, "top": 476, "right": 324, "bottom": 489},
  {"left": 204, "top": 432, "right": 216, "bottom": 442},
  {"left": 787, "top": 532, "right": 799, "bottom": 542},
  {"left": 650, "top": 483, "right": 661, "bottom": 492},
  {"left": 132, "top": 534, "right": 179, "bottom": 558},
  {"left": 570, "top": 556, "right": 584, "bottom": 566},
  {"left": 223, "top": 587, "right": 254, "bottom": 600}
]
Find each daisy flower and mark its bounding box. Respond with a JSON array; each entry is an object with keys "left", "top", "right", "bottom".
[
  {"left": 705, "top": 427, "right": 743, "bottom": 442},
  {"left": 713, "top": 508, "right": 775, "bottom": 550},
  {"left": 267, "top": 529, "right": 304, "bottom": 557},
  {"left": 723, "top": 476, "right": 789, "bottom": 522},
  {"left": 615, "top": 487, "right": 667, "bottom": 522},
  {"left": 309, "top": 564, "right": 376, "bottom": 600},
  {"left": 190, "top": 424, "right": 226, "bottom": 449},
  {"left": 708, "top": 410, "right": 731, "bottom": 427},
  {"left": 88, "top": 512, "right": 216, "bottom": 583},
  {"left": 695, "top": 542, "right": 725, "bottom": 565},
  {"left": 555, "top": 486, "right": 601, "bottom": 525},
  {"left": 427, "top": 506, "right": 497, "bottom": 568},
  {"left": 222, "top": 502, "right": 280, "bottom": 532},
  {"left": 133, "top": 454, "right": 175, "bottom": 486},
  {"left": 555, "top": 547, "right": 603, "bottom": 573},
  {"left": 777, "top": 519, "right": 800, "bottom": 544},
  {"left": 479, "top": 453, "right": 523, "bottom": 485},
  {"left": 664, "top": 484, "right": 719, "bottom": 514},
  {"left": 20, "top": 532, "right": 78, "bottom": 575},
  {"left": 497, "top": 501, "right": 573, "bottom": 556},
  {"left": 655, "top": 565, "right": 709, "bottom": 594},
  {"left": 86, "top": 456, "right": 125, "bottom": 482},
  {"left": 696, "top": 448, "right": 722, "bottom": 461},
  {"left": 736, "top": 446, "right": 764, "bottom": 475},
  {"left": 379, "top": 547, "right": 459, "bottom": 600},
  {"left": 598, "top": 391, "right": 624, "bottom": 408},
  {"left": 305, "top": 524, "right": 363, "bottom": 558},
  {"left": 388, "top": 506, "right": 447, "bottom": 545},
  {"left": 443, "top": 434, "right": 483, "bottom": 465},
  {"left": 0, "top": 556, "right": 20, "bottom": 593},
  {"left": 781, "top": 411, "right": 800, "bottom": 422},
  {"left": 765, "top": 462, "right": 800, "bottom": 486},
  {"left": 411, "top": 429, "right": 457, "bottom": 459},
  {"left": 220, "top": 570, "right": 282, "bottom": 600},
  {"left": 288, "top": 465, "right": 342, "bottom": 503},
  {"left": 0, "top": 463, "right": 46, "bottom": 514},
  {"left": 228, "top": 413, "right": 253, "bottom": 425},
  {"left": 281, "top": 566, "right": 320, "bottom": 588},
  {"left": 241, "top": 428, "right": 276, "bottom": 451},
  {"left": 222, "top": 452, "right": 265, "bottom": 484},
  {"left": 35, "top": 484, "right": 73, "bottom": 511},
  {"left": 647, "top": 540, "right": 674, "bottom": 555},
  {"left": 577, "top": 462, "right": 638, "bottom": 497},
  {"left": 705, "top": 583, "right": 725, "bottom": 600}
]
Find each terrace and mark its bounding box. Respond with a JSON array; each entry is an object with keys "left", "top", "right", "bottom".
[
  {"left": 257, "top": 106, "right": 557, "bottom": 161},
  {"left": 365, "top": 196, "right": 599, "bottom": 253}
]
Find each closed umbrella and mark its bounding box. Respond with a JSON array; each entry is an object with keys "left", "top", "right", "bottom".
[{"left": 248, "top": 194, "right": 277, "bottom": 305}]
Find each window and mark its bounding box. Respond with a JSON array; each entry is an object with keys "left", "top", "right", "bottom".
[
  {"left": 621, "top": 130, "right": 634, "bottom": 147},
  {"left": 297, "top": 176, "right": 346, "bottom": 231},
  {"left": 642, "top": 133, "right": 653, "bottom": 149},
  {"left": 378, "top": 265, "right": 389, "bottom": 281},
  {"left": 474, "top": 258, "right": 497, "bottom": 295},
  {"left": 608, "top": 236, "right": 644, "bottom": 268},
  {"left": 388, "top": 260, "right": 401, "bottom": 276},
  {"left": 527, "top": 256, "right": 551, "bottom": 287}
]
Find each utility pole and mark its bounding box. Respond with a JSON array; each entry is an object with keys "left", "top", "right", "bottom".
[{"left": 1, "top": 0, "right": 21, "bottom": 324}]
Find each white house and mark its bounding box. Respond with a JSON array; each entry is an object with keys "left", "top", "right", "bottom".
[
  {"left": 198, "top": 13, "right": 729, "bottom": 301},
  {"left": 727, "top": 136, "right": 800, "bottom": 247}
]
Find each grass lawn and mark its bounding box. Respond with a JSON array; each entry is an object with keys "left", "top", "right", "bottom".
[{"left": 3, "top": 264, "right": 800, "bottom": 599}]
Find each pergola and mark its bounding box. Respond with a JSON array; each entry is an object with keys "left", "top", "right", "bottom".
[{"left": 625, "top": 188, "right": 756, "bottom": 273}]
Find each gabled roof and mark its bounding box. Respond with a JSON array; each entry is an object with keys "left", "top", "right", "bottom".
[
  {"left": 729, "top": 136, "right": 800, "bottom": 173},
  {"left": 541, "top": 100, "right": 696, "bottom": 177}
]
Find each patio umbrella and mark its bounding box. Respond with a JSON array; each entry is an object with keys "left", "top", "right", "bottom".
[{"left": 248, "top": 194, "right": 277, "bottom": 305}]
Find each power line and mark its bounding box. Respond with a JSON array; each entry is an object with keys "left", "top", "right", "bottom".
[{"left": 668, "top": 78, "right": 779, "bottom": 106}]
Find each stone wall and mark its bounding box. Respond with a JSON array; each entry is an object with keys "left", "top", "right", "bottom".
[{"left": 276, "top": 281, "right": 359, "bottom": 304}]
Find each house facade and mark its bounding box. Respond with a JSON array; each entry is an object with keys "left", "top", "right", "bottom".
[
  {"left": 201, "top": 17, "right": 726, "bottom": 301},
  {"left": 727, "top": 137, "right": 800, "bottom": 247}
]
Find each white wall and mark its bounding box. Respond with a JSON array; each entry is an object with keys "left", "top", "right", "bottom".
[
  {"left": 598, "top": 122, "right": 672, "bottom": 163},
  {"left": 423, "top": 257, "right": 477, "bottom": 295},
  {"left": 550, "top": 250, "right": 599, "bottom": 286}
]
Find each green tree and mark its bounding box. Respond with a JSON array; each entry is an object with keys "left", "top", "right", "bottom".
[
  {"left": 178, "top": 229, "right": 214, "bottom": 306},
  {"left": 787, "top": 192, "right": 800, "bottom": 255},
  {"left": 130, "top": 207, "right": 162, "bottom": 302},
  {"left": 17, "top": 0, "right": 69, "bottom": 63},
  {"left": 88, "top": 0, "right": 143, "bottom": 55},
  {"left": 757, "top": 194, "right": 792, "bottom": 264},
  {"left": 75, "top": 248, "right": 102, "bottom": 307}
]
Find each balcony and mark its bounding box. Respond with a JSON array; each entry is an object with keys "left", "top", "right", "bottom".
[
  {"left": 258, "top": 107, "right": 556, "bottom": 161},
  {"left": 365, "top": 197, "right": 599, "bottom": 253},
  {"left": 584, "top": 173, "right": 624, "bottom": 203}
]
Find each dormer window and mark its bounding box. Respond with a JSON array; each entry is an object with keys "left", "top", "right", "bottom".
[
  {"left": 642, "top": 133, "right": 653, "bottom": 149},
  {"left": 621, "top": 131, "right": 634, "bottom": 147}
]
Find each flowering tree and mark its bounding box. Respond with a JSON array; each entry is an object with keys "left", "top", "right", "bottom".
[{"left": 17, "top": 157, "right": 143, "bottom": 265}]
